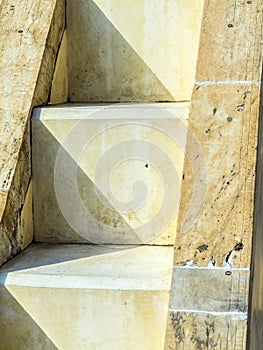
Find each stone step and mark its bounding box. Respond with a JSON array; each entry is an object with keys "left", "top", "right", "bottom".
[
  {"left": 0, "top": 243, "right": 173, "bottom": 350},
  {"left": 32, "top": 103, "right": 189, "bottom": 245}
]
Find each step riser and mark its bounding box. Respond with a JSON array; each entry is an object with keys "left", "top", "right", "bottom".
[
  {"left": 0, "top": 244, "right": 173, "bottom": 350},
  {"left": 1, "top": 286, "right": 169, "bottom": 350},
  {"left": 32, "top": 104, "right": 189, "bottom": 245}
]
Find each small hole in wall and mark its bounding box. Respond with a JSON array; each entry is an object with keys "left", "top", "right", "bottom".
[
  {"left": 145, "top": 164, "right": 149, "bottom": 168},
  {"left": 225, "top": 271, "right": 232, "bottom": 276}
]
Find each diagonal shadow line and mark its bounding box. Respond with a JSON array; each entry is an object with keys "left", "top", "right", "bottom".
[
  {"left": 0, "top": 285, "right": 58, "bottom": 350},
  {"left": 67, "top": 0, "right": 176, "bottom": 102},
  {"left": 0, "top": 243, "right": 138, "bottom": 274},
  {"left": 91, "top": 0, "right": 176, "bottom": 95},
  {"left": 32, "top": 121, "right": 144, "bottom": 245}
]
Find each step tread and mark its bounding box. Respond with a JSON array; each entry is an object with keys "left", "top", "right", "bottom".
[
  {"left": 0, "top": 243, "right": 173, "bottom": 290},
  {"left": 32, "top": 102, "right": 190, "bottom": 120}
]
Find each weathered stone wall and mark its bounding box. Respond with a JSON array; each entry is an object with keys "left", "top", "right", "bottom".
[
  {"left": 165, "top": 0, "right": 263, "bottom": 348},
  {"left": 248, "top": 70, "right": 263, "bottom": 349},
  {"left": 0, "top": 0, "right": 65, "bottom": 267}
]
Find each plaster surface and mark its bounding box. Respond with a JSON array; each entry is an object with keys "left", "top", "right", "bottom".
[
  {"left": 67, "top": 0, "right": 204, "bottom": 102},
  {"left": 50, "top": 30, "right": 68, "bottom": 105},
  {"left": 32, "top": 103, "right": 189, "bottom": 245},
  {"left": 0, "top": 243, "right": 173, "bottom": 350}
]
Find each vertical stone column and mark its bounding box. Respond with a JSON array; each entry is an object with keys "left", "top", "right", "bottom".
[
  {"left": 0, "top": 0, "right": 65, "bottom": 267},
  {"left": 165, "top": 1, "right": 263, "bottom": 348}
]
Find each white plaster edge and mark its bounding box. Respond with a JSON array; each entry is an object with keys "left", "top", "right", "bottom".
[
  {"left": 32, "top": 102, "right": 190, "bottom": 120},
  {"left": 173, "top": 266, "right": 249, "bottom": 271},
  {"left": 2, "top": 273, "right": 171, "bottom": 291},
  {"left": 169, "top": 308, "right": 247, "bottom": 319},
  {"left": 195, "top": 80, "right": 261, "bottom": 86}
]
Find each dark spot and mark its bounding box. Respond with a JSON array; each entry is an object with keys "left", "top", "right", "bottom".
[
  {"left": 145, "top": 164, "right": 148, "bottom": 168},
  {"left": 243, "top": 90, "right": 251, "bottom": 99},
  {"left": 227, "top": 116, "right": 233, "bottom": 122},
  {"left": 18, "top": 29, "right": 23, "bottom": 33},
  {"left": 213, "top": 108, "right": 217, "bottom": 115},
  {"left": 205, "top": 128, "right": 210, "bottom": 134},
  {"left": 210, "top": 256, "right": 216, "bottom": 266},
  {"left": 196, "top": 85, "right": 200, "bottom": 90},
  {"left": 182, "top": 174, "right": 185, "bottom": 180},
  {"left": 197, "top": 244, "right": 208, "bottom": 253},
  {"left": 237, "top": 103, "right": 244, "bottom": 112},
  {"left": 225, "top": 271, "right": 232, "bottom": 276},
  {"left": 225, "top": 250, "right": 232, "bottom": 264},
  {"left": 228, "top": 24, "right": 233, "bottom": 28},
  {"left": 226, "top": 181, "right": 230, "bottom": 185},
  {"left": 170, "top": 313, "right": 186, "bottom": 343},
  {"left": 247, "top": 1, "right": 252, "bottom": 3},
  {"left": 233, "top": 242, "right": 244, "bottom": 251}
]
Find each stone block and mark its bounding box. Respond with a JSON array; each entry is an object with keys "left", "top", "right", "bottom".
[
  {"left": 165, "top": 310, "right": 247, "bottom": 349},
  {"left": 173, "top": 84, "right": 260, "bottom": 268},
  {"left": 0, "top": 243, "right": 173, "bottom": 350},
  {"left": 32, "top": 103, "right": 189, "bottom": 245},
  {"left": 0, "top": 0, "right": 65, "bottom": 266},
  {"left": 196, "top": 0, "right": 263, "bottom": 82},
  {"left": 67, "top": 0, "right": 203, "bottom": 102}
]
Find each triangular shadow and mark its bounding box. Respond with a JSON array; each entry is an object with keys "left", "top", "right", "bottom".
[
  {"left": 32, "top": 120, "right": 144, "bottom": 245},
  {"left": 67, "top": 0, "right": 176, "bottom": 102},
  {"left": 0, "top": 285, "right": 58, "bottom": 349}
]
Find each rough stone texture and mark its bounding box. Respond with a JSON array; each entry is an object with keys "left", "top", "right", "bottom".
[
  {"left": 165, "top": 311, "right": 247, "bottom": 350},
  {"left": 247, "top": 80, "right": 263, "bottom": 348},
  {"left": 33, "top": 0, "right": 65, "bottom": 106},
  {"left": 174, "top": 84, "right": 259, "bottom": 268},
  {"left": 0, "top": 0, "right": 65, "bottom": 266},
  {"left": 170, "top": 267, "right": 249, "bottom": 313},
  {"left": 67, "top": 0, "right": 203, "bottom": 102},
  {"left": 196, "top": 0, "right": 263, "bottom": 82},
  {"left": 165, "top": 0, "right": 263, "bottom": 348}
]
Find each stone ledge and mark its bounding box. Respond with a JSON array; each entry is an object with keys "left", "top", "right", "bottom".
[{"left": 0, "top": 243, "right": 173, "bottom": 291}]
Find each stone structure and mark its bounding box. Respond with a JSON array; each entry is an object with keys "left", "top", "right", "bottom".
[
  {"left": 0, "top": 0, "right": 262, "bottom": 349},
  {"left": 0, "top": 0, "right": 65, "bottom": 266},
  {"left": 165, "top": 1, "right": 263, "bottom": 348}
]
